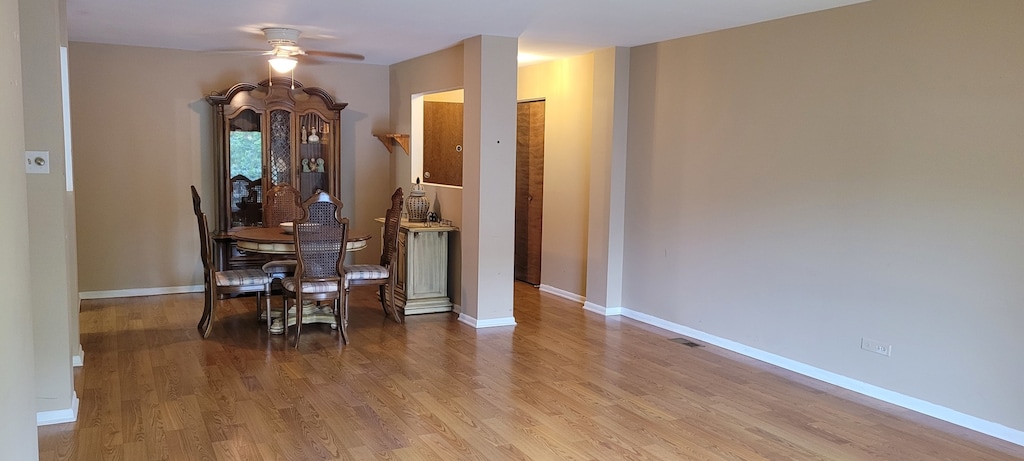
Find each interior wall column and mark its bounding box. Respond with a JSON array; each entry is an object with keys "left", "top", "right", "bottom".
[
  {"left": 585, "top": 47, "right": 630, "bottom": 314},
  {"left": 21, "top": 0, "right": 79, "bottom": 424},
  {"left": 1, "top": 0, "right": 40, "bottom": 458},
  {"left": 459, "top": 35, "right": 518, "bottom": 327}
]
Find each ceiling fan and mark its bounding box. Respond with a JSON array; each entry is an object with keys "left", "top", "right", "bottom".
[{"left": 247, "top": 27, "right": 365, "bottom": 73}]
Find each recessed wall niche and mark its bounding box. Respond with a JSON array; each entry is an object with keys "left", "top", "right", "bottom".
[{"left": 412, "top": 88, "right": 464, "bottom": 187}]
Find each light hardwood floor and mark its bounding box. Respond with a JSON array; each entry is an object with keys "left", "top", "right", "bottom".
[{"left": 40, "top": 283, "right": 1024, "bottom": 460}]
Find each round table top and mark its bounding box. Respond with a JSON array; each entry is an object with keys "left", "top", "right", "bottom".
[{"left": 230, "top": 226, "right": 371, "bottom": 254}]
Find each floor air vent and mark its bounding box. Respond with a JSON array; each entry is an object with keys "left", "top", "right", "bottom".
[{"left": 668, "top": 338, "right": 704, "bottom": 347}]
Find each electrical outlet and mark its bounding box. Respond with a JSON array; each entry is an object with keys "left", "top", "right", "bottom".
[{"left": 861, "top": 338, "right": 891, "bottom": 357}]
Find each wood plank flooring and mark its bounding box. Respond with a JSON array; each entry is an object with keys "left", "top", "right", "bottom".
[{"left": 40, "top": 283, "right": 1024, "bottom": 460}]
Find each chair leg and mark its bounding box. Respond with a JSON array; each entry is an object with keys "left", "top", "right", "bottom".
[
  {"left": 293, "top": 293, "right": 303, "bottom": 348},
  {"left": 387, "top": 279, "right": 402, "bottom": 324},
  {"left": 336, "top": 296, "right": 348, "bottom": 345},
  {"left": 198, "top": 284, "right": 215, "bottom": 338},
  {"left": 265, "top": 283, "right": 273, "bottom": 332},
  {"left": 378, "top": 285, "right": 388, "bottom": 317},
  {"left": 282, "top": 295, "right": 292, "bottom": 343},
  {"left": 339, "top": 289, "right": 350, "bottom": 344}
]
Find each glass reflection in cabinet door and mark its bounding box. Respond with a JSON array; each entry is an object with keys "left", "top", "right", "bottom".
[{"left": 228, "top": 109, "right": 263, "bottom": 227}]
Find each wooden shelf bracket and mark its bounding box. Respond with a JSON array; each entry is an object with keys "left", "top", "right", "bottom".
[{"left": 374, "top": 133, "right": 411, "bottom": 155}]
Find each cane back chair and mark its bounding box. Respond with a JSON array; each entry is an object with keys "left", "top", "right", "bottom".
[{"left": 281, "top": 190, "right": 350, "bottom": 346}]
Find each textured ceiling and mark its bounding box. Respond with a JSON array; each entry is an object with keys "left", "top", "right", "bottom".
[{"left": 67, "top": 0, "right": 868, "bottom": 66}]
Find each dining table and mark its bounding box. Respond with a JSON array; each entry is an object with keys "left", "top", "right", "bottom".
[
  {"left": 229, "top": 225, "right": 372, "bottom": 334},
  {"left": 231, "top": 225, "right": 371, "bottom": 254}
]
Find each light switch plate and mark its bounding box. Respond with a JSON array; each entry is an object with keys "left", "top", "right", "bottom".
[{"left": 26, "top": 151, "right": 49, "bottom": 174}]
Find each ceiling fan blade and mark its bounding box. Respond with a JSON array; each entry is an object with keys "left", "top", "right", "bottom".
[{"left": 305, "top": 50, "right": 365, "bottom": 62}]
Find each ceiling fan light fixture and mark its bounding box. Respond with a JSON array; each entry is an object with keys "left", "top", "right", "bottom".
[{"left": 269, "top": 56, "right": 297, "bottom": 73}]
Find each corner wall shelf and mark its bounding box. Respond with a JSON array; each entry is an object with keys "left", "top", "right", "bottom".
[{"left": 374, "top": 133, "right": 410, "bottom": 155}]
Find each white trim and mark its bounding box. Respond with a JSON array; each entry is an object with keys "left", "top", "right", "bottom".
[
  {"left": 583, "top": 301, "right": 623, "bottom": 316},
  {"left": 538, "top": 284, "right": 586, "bottom": 303},
  {"left": 72, "top": 344, "right": 84, "bottom": 367},
  {"left": 37, "top": 392, "right": 79, "bottom": 426},
  {"left": 457, "top": 313, "right": 517, "bottom": 328},
  {"left": 616, "top": 307, "right": 1024, "bottom": 448},
  {"left": 60, "top": 46, "right": 74, "bottom": 192},
  {"left": 80, "top": 285, "right": 203, "bottom": 300}
]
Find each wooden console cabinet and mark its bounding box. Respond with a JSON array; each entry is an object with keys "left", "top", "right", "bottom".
[{"left": 381, "top": 220, "right": 457, "bottom": 314}]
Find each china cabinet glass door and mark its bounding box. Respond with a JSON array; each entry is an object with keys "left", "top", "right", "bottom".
[
  {"left": 228, "top": 109, "right": 263, "bottom": 227},
  {"left": 298, "top": 112, "right": 330, "bottom": 198}
]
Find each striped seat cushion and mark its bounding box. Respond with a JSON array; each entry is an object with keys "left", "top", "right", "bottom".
[
  {"left": 281, "top": 277, "right": 346, "bottom": 293},
  {"left": 345, "top": 264, "right": 388, "bottom": 280},
  {"left": 215, "top": 269, "right": 271, "bottom": 287},
  {"left": 262, "top": 259, "right": 297, "bottom": 278}
]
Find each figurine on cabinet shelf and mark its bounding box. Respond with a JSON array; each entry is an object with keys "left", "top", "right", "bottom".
[
  {"left": 301, "top": 126, "right": 308, "bottom": 144},
  {"left": 302, "top": 159, "right": 310, "bottom": 172},
  {"left": 274, "top": 157, "right": 290, "bottom": 176},
  {"left": 316, "top": 158, "right": 325, "bottom": 172},
  {"left": 308, "top": 126, "right": 320, "bottom": 143}
]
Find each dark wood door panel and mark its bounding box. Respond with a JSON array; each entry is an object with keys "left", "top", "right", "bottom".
[
  {"left": 515, "top": 100, "right": 544, "bottom": 285},
  {"left": 423, "top": 101, "right": 463, "bottom": 186}
]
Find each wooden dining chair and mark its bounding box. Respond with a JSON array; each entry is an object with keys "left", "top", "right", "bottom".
[
  {"left": 344, "top": 187, "right": 404, "bottom": 324},
  {"left": 281, "top": 190, "right": 350, "bottom": 346},
  {"left": 261, "top": 183, "right": 302, "bottom": 330},
  {"left": 191, "top": 185, "right": 272, "bottom": 338},
  {"left": 263, "top": 183, "right": 302, "bottom": 227}
]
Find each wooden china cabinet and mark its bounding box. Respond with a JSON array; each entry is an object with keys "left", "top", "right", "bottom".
[{"left": 206, "top": 77, "right": 347, "bottom": 269}]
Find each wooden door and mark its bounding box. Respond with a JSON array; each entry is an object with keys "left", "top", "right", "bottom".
[
  {"left": 515, "top": 100, "right": 545, "bottom": 285},
  {"left": 423, "top": 101, "right": 463, "bottom": 186}
]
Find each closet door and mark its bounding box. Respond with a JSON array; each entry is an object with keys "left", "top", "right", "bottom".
[{"left": 514, "top": 100, "right": 545, "bottom": 285}]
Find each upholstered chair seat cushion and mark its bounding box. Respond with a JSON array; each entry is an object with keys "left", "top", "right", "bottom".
[
  {"left": 345, "top": 264, "right": 388, "bottom": 280},
  {"left": 262, "top": 259, "right": 297, "bottom": 279},
  {"left": 216, "top": 269, "right": 272, "bottom": 287},
  {"left": 282, "top": 277, "right": 347, "bottom": 293}
]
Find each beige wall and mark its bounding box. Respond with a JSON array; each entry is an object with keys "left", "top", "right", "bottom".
[
  {"left": 518, "top": 54, "right": 594, "bottom": 296},
  {"left": 390, "top": 46, "right": 598, "bottom": 306},
  {"left": 389, "top": 45, "right": 466, "bottom": 305},
  {"left": 2, "top": 0, "right": 39, "bottom": 457},
  {"left": 69, "top": 43, "right": 390, "bottom": 293},
  {"left": 624, "top": 0, "right": 1024, "bottom": 432}
]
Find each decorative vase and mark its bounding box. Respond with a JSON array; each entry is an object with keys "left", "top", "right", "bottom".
[{"left": 406, "top": 178, "right": 429, "bottom": 222}]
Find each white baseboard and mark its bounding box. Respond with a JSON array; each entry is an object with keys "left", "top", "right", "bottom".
[
  {"left": 616, "top": 307, "right": 1024, "bottom": 448},
  {"left": 539, "top": 284, "right": 586, "bottom": 303},
  {"left": 37, "top": 392, "right": 79, "bottom": 426},
  {"left": 72, "top": 344, "right": 84, "bottom": 367},
  {"left": 457, "top": 313, "right": 517, "bottom": 328},
  {"left": 80, "top": 285, "right": 203, "bottom": 300},
  {"left": 582, "top": 301, "right": 623, "bottom": 316}
]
